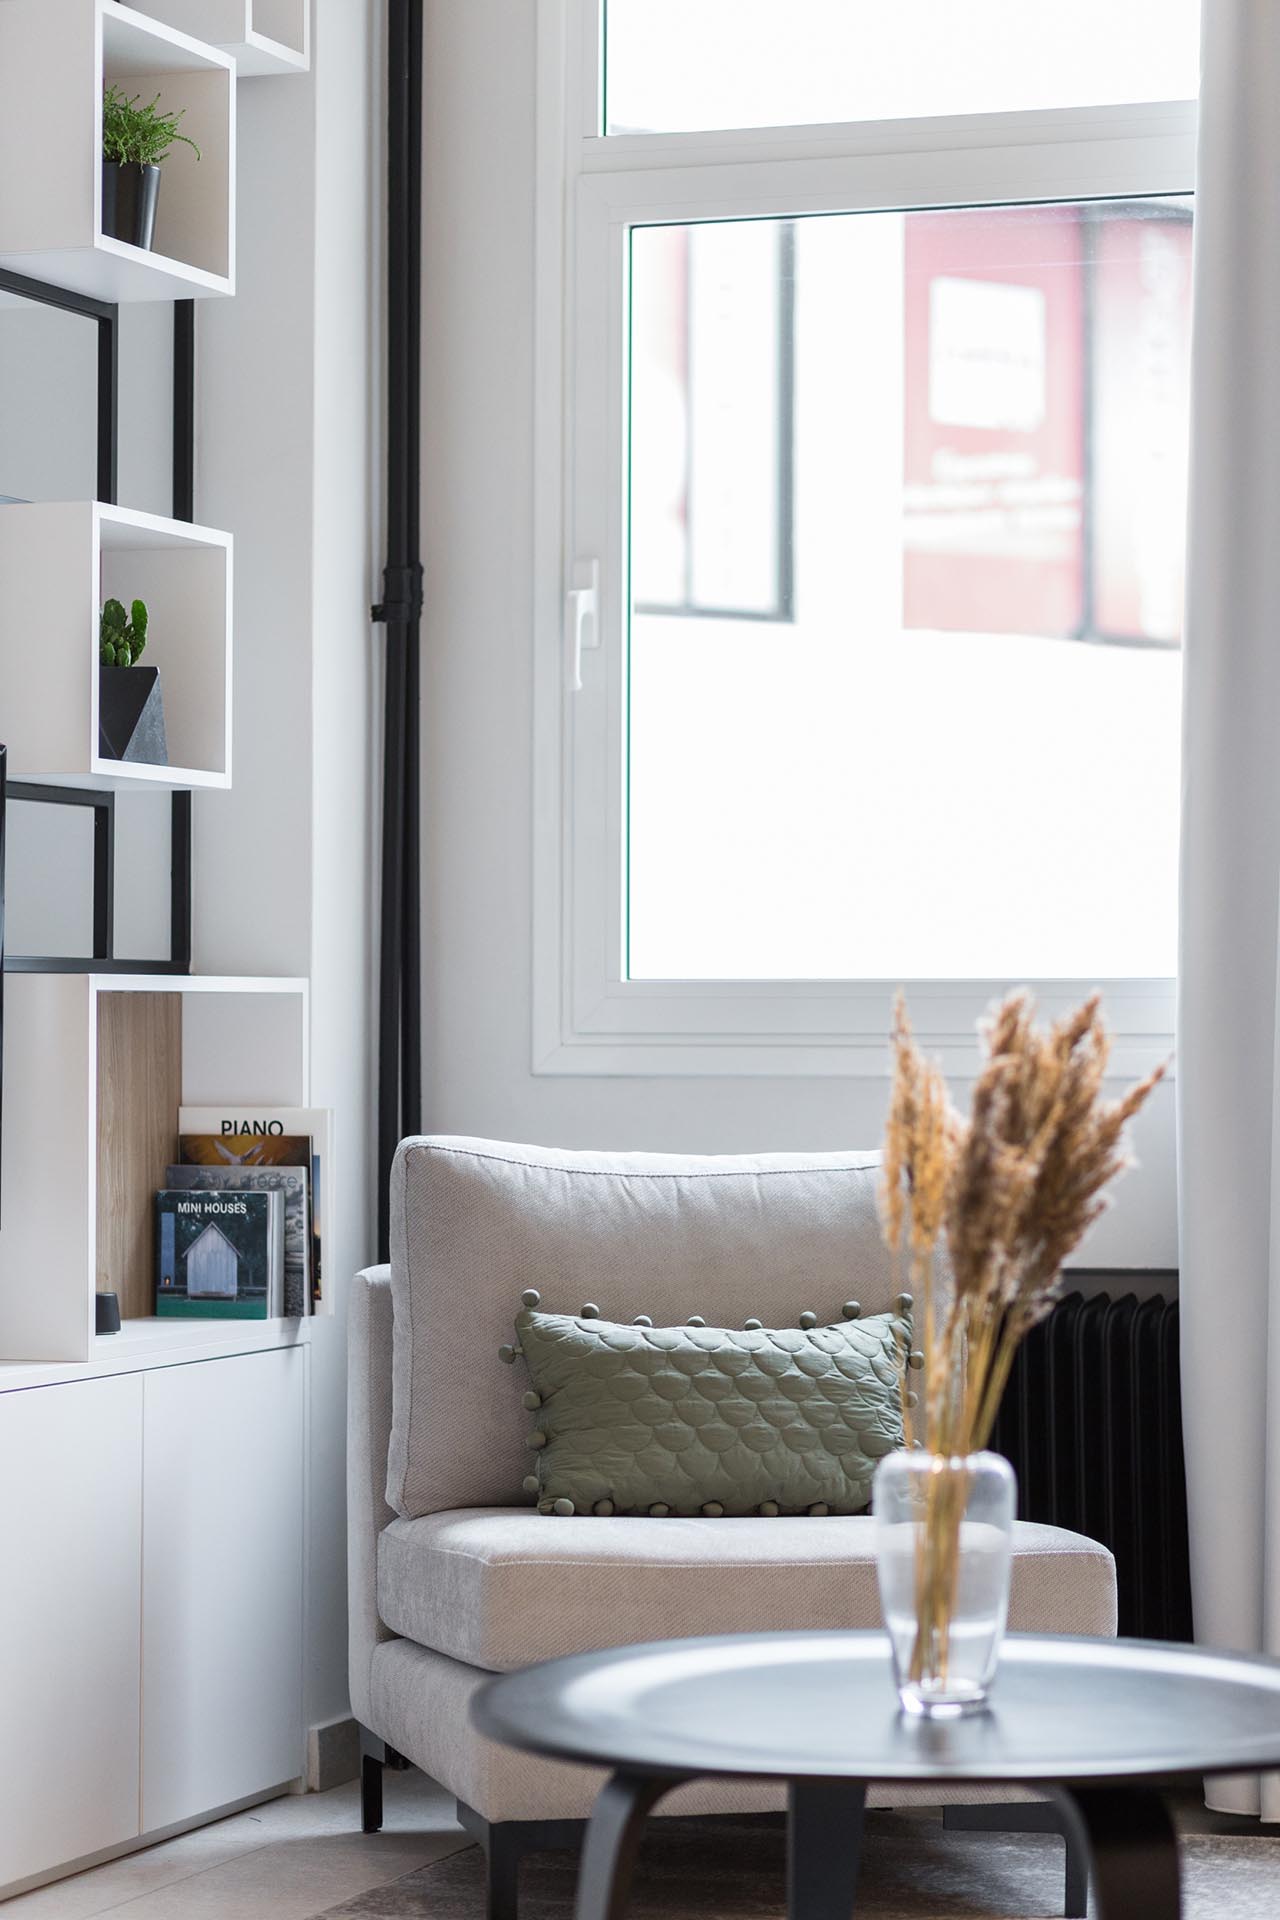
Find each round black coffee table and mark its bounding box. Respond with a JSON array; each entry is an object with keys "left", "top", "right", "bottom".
[{"left": 472, "top": 1631, "right": 1280, "bottom": 1920}]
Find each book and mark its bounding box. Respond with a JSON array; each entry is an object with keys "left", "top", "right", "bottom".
[
  {"left": 166, "top": 1163, "right": 310, "bottom": 1318},
  {"left": 155, "top": 1189, "right": 284, "bottom": 1320},
  {"left": 178, "top": 1107, "right": 333, "bottom": 1308}
]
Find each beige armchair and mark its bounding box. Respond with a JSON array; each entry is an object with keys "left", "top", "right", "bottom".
[{"left": 349, "top": 1137, "right": 1117, "bottom": 1918}]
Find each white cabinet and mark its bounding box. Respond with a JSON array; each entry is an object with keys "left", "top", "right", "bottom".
[
  {"left": 0, "top": 1376, "right": 143, "bottom": 1887},
  {"left": 0, "top": 1345, "right": 306, "bottom": 1896},
  {"left": 142, "top": 1347, "right": 305, "bottom": 1829}
]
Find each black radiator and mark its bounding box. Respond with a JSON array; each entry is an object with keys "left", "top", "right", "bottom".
[{"left": 989, "top": 1291, "right": 1192, "bottom": 1641}]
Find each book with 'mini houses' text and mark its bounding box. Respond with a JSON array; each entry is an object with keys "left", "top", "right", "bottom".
[
  {"left": 155, "top": 1189, "right": 284, "bottom": 1319},
  {"left": 165, "top": 1162, "right": 310, "bottom": 1318}
]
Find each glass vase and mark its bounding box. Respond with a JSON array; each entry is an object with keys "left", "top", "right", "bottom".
[{"left": 873, "top": 1449, "right": 1016, "bottom": 1717}]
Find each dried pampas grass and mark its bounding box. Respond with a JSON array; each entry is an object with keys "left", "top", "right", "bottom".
[
  {"left": 882, "top": 988, "right": 1165, "bottom": 1459},
  {"left": 879, "top": 990, "right": 1166, "bottom": 1688}
]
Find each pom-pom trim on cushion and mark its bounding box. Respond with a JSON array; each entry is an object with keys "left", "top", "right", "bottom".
[{"left": 505, "top": 1294, "right": 911, "bottom": 1519}]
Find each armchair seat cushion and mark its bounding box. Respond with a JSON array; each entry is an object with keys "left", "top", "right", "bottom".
[{"left": 376, "top": 1507, "right": 1117, "bottom": 1673}]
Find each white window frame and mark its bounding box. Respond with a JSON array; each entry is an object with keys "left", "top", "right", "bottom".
[{"left": 532, "top": 0, "right": 1195, "bottom": 1078}]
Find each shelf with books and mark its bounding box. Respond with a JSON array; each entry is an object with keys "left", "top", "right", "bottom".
[
  {"left": 126, "top": 1, "right": 309, "bottom": 76},
  {"left": 0, "top": 502, "right": 232, "bottom": 791},
  {"left": 0, "top": 1, "right": 235, "bottom": 303},
  {"left": 0, "top": 974, "right": 332, "bottom": 1366}
]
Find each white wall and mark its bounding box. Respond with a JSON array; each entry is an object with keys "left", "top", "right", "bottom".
[
  {"left": 307, "top": 0, "right": 379, "bottom": 1741},
  {"left": 197, "top": 0, "right": 379, "bottom": 1749},
  {"left": 419, "top": 0, "right": 1177, "bottom": 1270}
]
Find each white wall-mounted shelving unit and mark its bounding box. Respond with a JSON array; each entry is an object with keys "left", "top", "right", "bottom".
[
  {"left": 0, "top": 501, "right": 232, "bottom": 790},
  {"left": 127, "top": 0, "right": 309, "bottom": 76},
  {"left": 0, "top": 0, "right": 324, "bottom": 1894},
  {"left": 0, "top": 0, "right": 235, "bottom": 302},
  {"left": 0, "top": 973, "right": 317, "bottom": 1366}
]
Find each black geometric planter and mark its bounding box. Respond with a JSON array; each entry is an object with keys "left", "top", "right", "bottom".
[
  {"left": 99, "top": 665, "right": 169, "bottom": 765},
  {"left": 101, "top": 161, "right": 161, "bottom": 251}
]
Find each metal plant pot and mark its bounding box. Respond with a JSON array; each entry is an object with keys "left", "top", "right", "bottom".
[
  {"left": 99, "top": 665, "right": 168, "bottom": 766},
  {"left": 101, "top": 161, "right": 161, "bottom": 251}
]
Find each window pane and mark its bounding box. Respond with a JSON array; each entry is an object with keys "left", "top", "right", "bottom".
[
  {"left": 605, "top": 1, "right": 1200, "bottom": 134},
  {"left": 627, "top": 200, "right": 1192, "bottom": 980},
  {"left": 631, "top": 222, "right": 791, "bottom": 619}
]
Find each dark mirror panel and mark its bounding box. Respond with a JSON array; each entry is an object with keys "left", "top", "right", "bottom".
[
  {"left": 0, "top": 285, "right": 173, "bottom": 515},
  {"left": 5, "top": 792, "right": 174, "bottom": 966},
  {"left": 5, "top": 800, "right": 96, "bottom": 960},
  {"left": 0, "top": 279, "right": 185, "bottom": 977},
  {"left": 0, "top": 289, "right": 98, "bottom": 503}
]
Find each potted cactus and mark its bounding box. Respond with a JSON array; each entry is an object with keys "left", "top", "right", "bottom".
[
  {"left": 99, "top": 598, "right": 168, "bottom": 765},
  {"left": 101, "top": 85, "right": 201, "bottom": 253}
]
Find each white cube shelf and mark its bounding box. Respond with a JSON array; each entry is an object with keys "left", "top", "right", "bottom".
[
  {"left": 0, "top": 974, "right": 314, "bottom": 1364},
  {"left": 127, "top": 1, "right": 309, "bottom": 75},
  {"left": 0, "top": 501, "right": 232, "bottom": 790},
  {"left": 0, "top": 0, "right": 235, "bottom": 301}
]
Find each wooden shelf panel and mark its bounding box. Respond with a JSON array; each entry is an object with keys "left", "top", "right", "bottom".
[{"left": 97, "top": 992, "right": 183, "bottom": 1318}]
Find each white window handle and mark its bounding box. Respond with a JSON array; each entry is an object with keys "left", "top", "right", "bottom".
[{"left": 566, "top": 559, "right": 600, "bottom": 691}]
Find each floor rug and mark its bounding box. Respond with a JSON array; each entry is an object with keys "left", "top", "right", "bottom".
[{"left": 322, "top": 1812, "right": 1280, "bottom": 1919}]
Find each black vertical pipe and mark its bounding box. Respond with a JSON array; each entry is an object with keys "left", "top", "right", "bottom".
[
  {"left": 376, "top": 0, "right": 425, "bottom": 1260},
  {"left": 399, "top": 0, "right": 424, "bottom": 1150}
]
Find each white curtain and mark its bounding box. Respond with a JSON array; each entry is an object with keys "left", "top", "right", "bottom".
[{"left": 1178, "top": 0, "right": 1280, "bottom": 1821}]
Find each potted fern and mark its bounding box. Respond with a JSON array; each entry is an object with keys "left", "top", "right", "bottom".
[
  {"left": 101, "top": 85, "right": 200, "bottom": 253},
  {"left": 99, "top": 598, "right": 168, "bottom": 766}
]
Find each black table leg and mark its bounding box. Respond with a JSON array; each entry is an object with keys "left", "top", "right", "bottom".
[
  {"left": 1052, "top": 1785, "right": 1180, "bottom": 1919},
  {"left": 787, "top": 1780, "right": 867, "bottom": 1920},
  {"left": 573, "top": 1772, "right": 676, "bottom": 1920}
]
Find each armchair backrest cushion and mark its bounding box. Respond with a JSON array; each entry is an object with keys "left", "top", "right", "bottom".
[{"left": 386, "top": 1136, "right": 900, "bottom": 1519}]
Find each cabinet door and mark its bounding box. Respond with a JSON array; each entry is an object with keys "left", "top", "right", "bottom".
[
  {"left": 0, "top": 1375, "right": 143, "bottom": 1887},
  {"left": 142, "top": 1347, "right": 304, "bottom": 1831}
]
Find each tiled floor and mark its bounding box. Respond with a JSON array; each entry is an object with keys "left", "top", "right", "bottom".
[
  {"left": 1, "top": 1773, "right": 468, "bottom": 1920},
  {"left": 6, "top": 1775, "right": 1275, "bottom": 1920}
]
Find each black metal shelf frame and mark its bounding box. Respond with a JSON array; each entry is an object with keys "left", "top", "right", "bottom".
[{"left": 0, "top": 268, "right": 194, "bottom": 976}]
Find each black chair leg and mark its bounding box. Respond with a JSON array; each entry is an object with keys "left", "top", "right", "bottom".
[
  {"left": 359, "top": 1728, "right": 387, "bottom": 1834},
  {"left": 361, "top": 1754, "right": 384, "bottom": 1834},
  {"left": 485, "top": 1823, "right": 521, "bottom": 1920}
]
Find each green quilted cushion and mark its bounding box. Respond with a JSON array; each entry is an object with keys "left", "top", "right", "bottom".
[{"left": 510, "top": 1293, "right": 912, "bottom": 1518}]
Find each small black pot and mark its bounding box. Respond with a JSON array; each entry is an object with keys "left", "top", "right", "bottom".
[
  {"left": 99, "top": 664, "right": 169, "bottom": 766},
  {"left": 95, "top": 1292, "right": 122, "bottom": 1336},
  {"left": 101, "top": 161, "right": 161, "bottom": 251}
]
